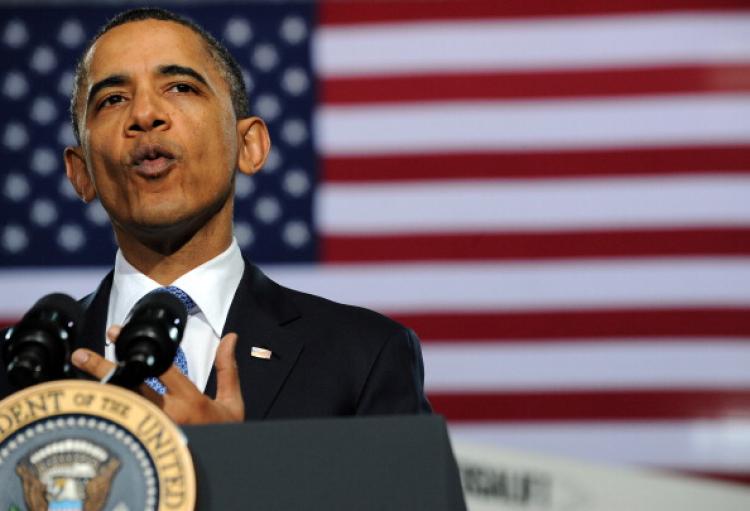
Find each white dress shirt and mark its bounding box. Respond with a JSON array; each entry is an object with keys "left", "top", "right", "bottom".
[{"left": 105, "top": 238, "right": 245, "bottom": 392}]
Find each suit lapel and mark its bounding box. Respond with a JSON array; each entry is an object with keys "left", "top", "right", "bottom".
[
  {"left": 205, "top": 261, "right": 304, "bottom": 419},
  {"left": 79, "top": 263, "right": 304, "bottom": 419},
  {"left": 78, "top": 271, "right": 112, "bottom": 356}
]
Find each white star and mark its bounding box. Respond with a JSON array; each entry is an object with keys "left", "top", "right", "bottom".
[
  {"left": 234, "top": 222, "right": 255, "bottom": 248},
  {"left": 235, "top": 174, "right": 255, "bottom": 199},
  {"left": 30, "top": 96, "right": 59, "bottom": 125},
  {"left": 281, "top": 119, "right": 308, "bottom": 146},
  {"left": 3, "top": 173, "right": 30, "bottom": 202},
  {"left": 2, "top": 70, "right": 29, "bottom": 99},
  {"left": 58, "top": 224, "right": 85, "bottom": 252},
  {"left": 254, "top": 94, "right": 281, "bottom": 121},
  {"left": 30, "top": 46, "right": 58, "bottom": 74},
  {"left": 280, "top": 16, "right": 308, "bottom": 45},
  {"left": 3, "top": 19, "right": 29, "bottom": 48},
  {"left": 254, "top": 196, "right": 281, "bottom": 224},
  {"left": 58, "top": 19, "right": 86, "bottom": 48},
  {"left": 86, "top": 201, "right": 109, "bottom": 226},
  {"left": 30, "top": 199, "right": 58, "bottom": 227},
  {"left": 241, "top": 67, "right": 254, "bottom": 93},
  {"left": 2, "top": 224, "right": 28, "bottom": 254},
  {"left": 57, "top": 122, "right": 77, "bottom": 147},
  {"left": 31, "top": 147, "right": 57, "bottom": 175},
  {"left": 58, "top": 175, "right": 79, "bottom": 200},
  {"left": 224, "top": 17, "right": 253, "bottom": 47},
  {"left": 58, "top": 70, "right": 74, "bottom": 97},
  {"left": 252, "top": 43, "right": 279, "bottom": 72},
  {"left": 281, "top": 67, "right": 309, "bottom": 96},
  {"left": 283, "top": 168, "right": 310, "bottom": 197},
  {"left": 3, "top": 122, "right": 28, "bottom": 150},
  {"left": 283, "top": 220, "right": 310, "bottom": 248},
  {"left": 264, "top": 146, "right": 282, "bottom": 173}
]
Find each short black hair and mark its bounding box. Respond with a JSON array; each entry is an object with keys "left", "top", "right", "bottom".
[{"left": 69, "top": 7, "right": 249, "bottom": 144}]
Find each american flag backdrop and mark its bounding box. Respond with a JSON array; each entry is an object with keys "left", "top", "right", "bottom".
[{"left": 1, "top": 0, "right": 750, "bottom": 486}]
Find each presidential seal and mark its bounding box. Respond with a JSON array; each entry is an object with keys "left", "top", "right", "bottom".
[{"left": 0, "top": 380, "right": 195, "bottom": 511}]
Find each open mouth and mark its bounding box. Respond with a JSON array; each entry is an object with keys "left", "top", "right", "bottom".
[{"left": 130, "top": 144, "right": 177, "bottom": 178}]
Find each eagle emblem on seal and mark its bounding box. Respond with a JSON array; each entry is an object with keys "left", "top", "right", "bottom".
[{"left": 13, "top": 438, "right": 120, "bottom": 511}]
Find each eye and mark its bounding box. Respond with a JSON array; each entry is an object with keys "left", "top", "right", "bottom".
[
  {"left": 169, "top": 83, "right": 196, "bottom": 93},
  {"left": 97, "top": 94, "right": 125, "bottom": 110}
]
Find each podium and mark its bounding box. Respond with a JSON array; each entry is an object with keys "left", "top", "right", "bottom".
[
  {"left": 184, "top": 415, "right": 467, "bottom": 510},
  {"left": 0, "top": 381, "right": 465, "bottom": 510}
]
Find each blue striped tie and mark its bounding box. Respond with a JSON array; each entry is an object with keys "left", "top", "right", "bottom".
[{"left": 143, "top": 286, "right": 197, "bottom": 394}]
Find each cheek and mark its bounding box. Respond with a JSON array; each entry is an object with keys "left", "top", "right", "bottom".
[
  {"left": 88, "top": 155, "right": 121, "bottom": 192},
  {"left": 87, "top": 131, "right": 122, "bottom": 168},
  {"left": 193, "top": 114, "right": 239, "bottom": 173},
  {"left": 83, "top": 140, "right": 128, "bottom": 205}
]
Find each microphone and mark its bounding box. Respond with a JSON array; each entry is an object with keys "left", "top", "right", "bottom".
[
  {"left": 104, "top": 291, "right": 187, "bottom": 390},
  {"left": 2, "top": 293, "right": 83, "bottom": 389}
]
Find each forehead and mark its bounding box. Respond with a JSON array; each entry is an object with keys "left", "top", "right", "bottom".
[{"left": 85, "top": 19, "right": 220, "bottom": 82}]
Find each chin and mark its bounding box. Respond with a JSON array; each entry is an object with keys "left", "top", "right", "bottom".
[{"left": 123, "top": 194, "right": 230, "bottom": 237}]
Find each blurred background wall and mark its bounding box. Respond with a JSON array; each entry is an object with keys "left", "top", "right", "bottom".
[{"left": 1, "top": 0, "right": 749, "bottom": 486}]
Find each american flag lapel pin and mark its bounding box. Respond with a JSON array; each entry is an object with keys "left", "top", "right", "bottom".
[{"left": 251, "top": 346, "right": 273, "bottom": 360}]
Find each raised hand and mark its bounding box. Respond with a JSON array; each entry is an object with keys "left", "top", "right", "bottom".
[{"left": 71, "top": 326, "right": 244, "bottom": 424}]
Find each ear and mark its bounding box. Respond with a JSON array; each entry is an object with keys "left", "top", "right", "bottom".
[
  {"left": 64, "top": 146, "right": 96, "bottom": 203},
  {"left": 236, "top": 116, "right": 271, "bottom": 176}
]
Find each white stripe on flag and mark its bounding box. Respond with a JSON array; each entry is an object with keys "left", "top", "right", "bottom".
[
  {"left": 423, "top": 340, "right": 750, "bottom": 391},
  {"left": 262, "top": 259, "right": 750, "bottom": 312},
  {"left": 0, "top": 268, "right": 108, "bottom": 316},
  {"left": 449, "top": 420, "right": 750, "bottom": 471},
  {"left": 315, "top": 14, "right": 750, "bottom": 76},
  {"left": 318, "top": 176, "right": 750, "bottom": 234},
  {"left": 4, "top": 259, "right": 750, "bottom": 316},
  {"left": 316, "top": 95, "right": 750, "bottom": 155}
]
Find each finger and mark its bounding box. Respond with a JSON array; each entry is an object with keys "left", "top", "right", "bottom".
[
  {"left": 215, "top": 333, "right": 243, "bottom": 413},
  {"left": 157, "top": 363, "right": 197, "bottom": 397},
  {"left": 71, "top": 349, "right": 116, "bottom": 380},
  {"left": 136, "top": 382, "right": 165, "bottom": 407},
  {"left": 106, "top": 325, "right": 122, "bottom": 343}
]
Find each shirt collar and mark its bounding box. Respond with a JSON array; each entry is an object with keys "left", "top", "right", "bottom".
[{"left": 110, "top": 238, "right": 245, "bottom": 338}]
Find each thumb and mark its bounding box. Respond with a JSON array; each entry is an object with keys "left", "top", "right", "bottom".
[
  {"left": 214, "top": 333, "right": 243, "bottom": 416},
  {"left": 106, "top": 324, "right": 122, "bottom": 343}
]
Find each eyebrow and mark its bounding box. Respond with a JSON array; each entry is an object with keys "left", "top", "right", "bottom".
[
  {"left": 86, "top": 64, "right": 210, "bottom": 107},
  {"left": 157, "top": 64, "right": 209, "bottom": 87},
  {"left": 87, "top": 74, "right": 127, "bottom": 107}
]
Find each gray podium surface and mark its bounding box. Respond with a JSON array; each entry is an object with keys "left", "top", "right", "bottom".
[{"left": 183, "top": 415, "right": 467, "bottom": 510}]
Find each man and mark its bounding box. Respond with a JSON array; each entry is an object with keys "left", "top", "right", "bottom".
[{"left": 1, "top": 8, "right": 431, "bottom": 423}]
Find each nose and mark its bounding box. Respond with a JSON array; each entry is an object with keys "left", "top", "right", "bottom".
[{"left": 125, "top": 89, "right": 170, "bottom": 135}]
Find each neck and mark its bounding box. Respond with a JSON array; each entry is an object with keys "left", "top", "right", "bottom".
[{"left": 114, "top": 199, "right": 234, "bottom": 285}]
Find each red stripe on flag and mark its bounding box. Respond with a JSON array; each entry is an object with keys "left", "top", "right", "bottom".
[
  {"left": 429, "top": 389, "right": 750, "bottom": 421},
  {"left": 322, "top": 146, "right": 750, "bottom": 182},
  {"left": 389, "top": 309, "right": 750, "bottom": 341},
  {"left": 322, "top": 229, "right": 750, "bottom": 263},
  {"left": 320, "top": 0, "right": 750, "bottom": 25},
  {"left": 322, "top": 65, "right": 750, "bottom": 104},
  {"left": 679, "top": 471, "right": 750, "bottom": 486}
]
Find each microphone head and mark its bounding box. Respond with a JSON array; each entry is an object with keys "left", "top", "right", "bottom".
[
  {"left": 130, "top": 290, "right": 188, "bottom": 326},
  {"left": 2, "top": 293, "right": 83, "bottom": 389},
  {"left": 30, "top": 293, "right": 84, "bottom": 324},
  {"left": 115, "top": 290, "right": 188, "bottom": 379}
]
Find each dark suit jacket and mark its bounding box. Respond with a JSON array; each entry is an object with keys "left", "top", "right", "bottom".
[{"left": 1, "top": 261, "right": 432, "bottom": 419}]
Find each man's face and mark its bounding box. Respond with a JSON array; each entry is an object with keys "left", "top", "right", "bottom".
[{"left": 70, "top": 19, "right": 242, "bottom": 238}]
